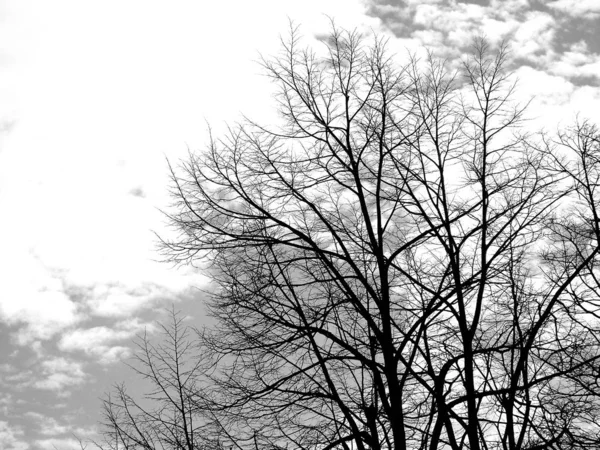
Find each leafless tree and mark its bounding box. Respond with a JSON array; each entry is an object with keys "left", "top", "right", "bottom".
[
  {"left": 105, "top": 24, "right": 600, "bottom": 450},
  {"left": 98, "top": 309, "right": 225, "bottom": 450}
]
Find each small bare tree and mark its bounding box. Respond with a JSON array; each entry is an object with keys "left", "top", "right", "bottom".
[
  {"left": 103, "top": 24, "right": 600, "bottom": 450},
  {"left": 98, "top": 309, "right": 223, "bottom": 450}
]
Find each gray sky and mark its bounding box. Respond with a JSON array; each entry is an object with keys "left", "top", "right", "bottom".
[{"left": 0, "top": 0, "right": 599, "bottom": 448}]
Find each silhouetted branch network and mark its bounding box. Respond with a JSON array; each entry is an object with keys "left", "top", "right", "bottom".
[{"left": 101, "top": 24, "right": 600, "bottom": 450}]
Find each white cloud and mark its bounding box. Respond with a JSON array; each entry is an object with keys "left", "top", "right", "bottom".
[
  {"left": 405, "top": 0, "right": 444, "bottom": 4},
  {"left": 369, "top": 3, "right": 402, "bottom": 15},
  {"left": 516, "top": 66, "right": 575, "bottom": 104},
  {"left": 478, "top": 16, "right": 520, "bottom": 45},
  {"left": 59, "top": 320, "right": 153, "bottom": 364},
  {"left": 368, "top": 0, "right": 600, "bottom": 121},
  {"left": 412, "top": 2, "right": 486, "bottom": 32},
  {"left": 371, "top": 0, "right": 559, "bottom": 65},
  {"left": 0, "top": 421, "right": 28, "bottom": 450},
  {"left": 60, "top": 326, "right": 132, "bottom": 351},
  {"left": 547, "top": 0, "right": 600, "bottom": 18},
  {"left": 511, "top": 11, "right": 557, "bottom": 63},
  {"left": 83, "top": 283, "right": 170, "bottom": 318},
  {"left": 0, "top": 0, "right": 375, "bottom": 352},
  {"left": 514, "top": 66, "right": 575, "bottom": 124},
  {"left": 0, "top": 363, "right": 32, "bottom": 389},
  {"left": 565, "top": 86, "right": 600, "bottom": 122},
  {"left": 0, "top": 392, "right": 13, "bottom": 416},
  {"left": 0, "top": 253, "right": 80, "bottom": 344},
  {"left": 34, "top": 438, "right": 86, "bottom": 450},
  {"left": 23, "top": 412, "right": 68, "bottom": 436},
  {"left": 513, "top": 66, "right": 600, "bottom": 131},
  {"left": 548, "top": 43, "right": 600, "bottom": 81},
  {"left": 489, "top": 0, "right": 529, "bottom": 16},
  {"left": 33, "top": 357, "right": 87, "bottom": 392}
]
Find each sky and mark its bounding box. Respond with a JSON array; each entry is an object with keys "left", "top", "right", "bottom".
[{"left": 0, "top": 0, "right": 599, "bottom": 448}]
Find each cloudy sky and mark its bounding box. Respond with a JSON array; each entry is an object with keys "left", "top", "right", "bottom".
[{"left": 0, "top": 0, "right": 599, "bottom": 448}]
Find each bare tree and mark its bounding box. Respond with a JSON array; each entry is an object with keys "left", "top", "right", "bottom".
[
  {"left": 104, "top": 24, "right": 600, "bottom": 450},
  {"left": 98, "top": 309, "right": 224, "bottom": 450}
]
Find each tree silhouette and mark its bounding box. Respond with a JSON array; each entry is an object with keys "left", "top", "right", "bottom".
[
  {"left": 103, "top": 25, "right": 600, "bottom": 450},
  {"left": 99, "top": 309, "right": 224, "bottom": 450}
]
